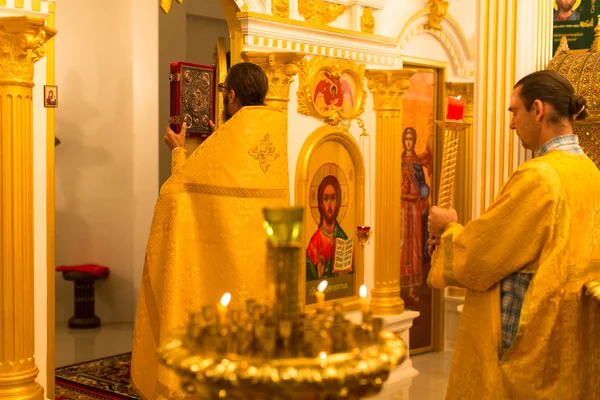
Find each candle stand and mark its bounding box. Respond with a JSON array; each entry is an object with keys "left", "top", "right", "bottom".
[
  {"left": 158, "top": 207, "right": 407, "bottom": 400},
  {"left": 434, "top": 120, "right": 471, "bottom": 209}
]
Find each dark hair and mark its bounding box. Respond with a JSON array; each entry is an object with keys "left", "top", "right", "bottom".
[
  {"left": 515, "top": 70, "right": 588, "bottom": 122},
  {"left": 317, "top": 175, "right": 341, "bottom": 228},
  {"left": 225, "top": 62, "right": 269, "bottom": 107}
]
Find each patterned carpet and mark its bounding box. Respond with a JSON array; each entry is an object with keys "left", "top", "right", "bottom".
[{"left": 55, "top": 353, "right": 141, "bottom": 400}]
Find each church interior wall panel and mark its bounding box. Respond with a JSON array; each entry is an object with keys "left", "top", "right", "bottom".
[
  {"left": 376, "top": 0, "right": 425, "bottom": 38},
  {"left": 287, "top": 61, "right": 377, "bottom": 298},
  {"left": 54, "top": 0, "right": 158, "bottom": 324}
]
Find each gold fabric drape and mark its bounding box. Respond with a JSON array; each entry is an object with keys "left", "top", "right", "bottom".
[
  {"left": 429, "top": 151, "right": 600, "bottom": 399},
  {"left": 131, "top": 106, "right": 290, "bottom": 399}
]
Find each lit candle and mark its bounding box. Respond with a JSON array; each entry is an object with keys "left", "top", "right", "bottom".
[
  {"left": 217, "top": 292, "right": 231, "bottom": 325},
  {"left": 446, "top": 95, "right": 465, "bottom": 121},
  {"left": 359, "top": 285, "right": 368, "bottom": 316},
  {"left": 316, "top": 280, "right": 328, "bottom": 308}
]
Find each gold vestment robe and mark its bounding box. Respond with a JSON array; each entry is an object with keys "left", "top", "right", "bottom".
[
  {"left": 429, "top": 151, "right": 600, "bottom": 399},
  {"left": 131, "top": 106, "right": 290, "bottom": 400}
]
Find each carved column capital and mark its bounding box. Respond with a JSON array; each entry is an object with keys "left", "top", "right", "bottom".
[
  {"left": 365, "top": 69, "right": 416, "bottom": 111},
  {"left": 242, "top": 52, "right": 305, "bottom": 110},
  {"left": 0, "top": 16, "right": 57, "bottom": 86}
]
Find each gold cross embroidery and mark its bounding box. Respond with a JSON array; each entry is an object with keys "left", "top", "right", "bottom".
[
  {"left": 587, "top": 203, "right": 600, "bottom": 256},
  {"left": 248, "top": 134, "right": 281, "bottom": 173}
]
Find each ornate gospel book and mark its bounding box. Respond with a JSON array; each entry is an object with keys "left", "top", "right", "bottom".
[{"left": 169, "top": 62, "right": 216, "bottom": 139}]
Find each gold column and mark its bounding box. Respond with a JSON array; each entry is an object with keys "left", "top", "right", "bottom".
[
  {"left": 0, "top": 16, "right": 56, "bottom": 400},
  {"left": 474, "top": 0, "right": 553, "bottom": 216},
  {"left": 241, "top": 52, "right": 305, "bottom": 111},
  {"left": 365, "top": 69, "right": 415, "bottom": 316}
]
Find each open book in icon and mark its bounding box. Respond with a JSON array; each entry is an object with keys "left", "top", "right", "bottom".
[{"left": 333, "top": 237, "right": 354, "bottom": 274}]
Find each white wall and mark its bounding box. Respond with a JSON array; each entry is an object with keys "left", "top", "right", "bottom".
[
  {"left": 377, "top": 0, "right": 476, "bottom": 48},
  {"left": 186, "top": 15, "right": 230, "bottom": 66},
  {"left": 55, "top": 0, "right": 159, "bottom": 323}
]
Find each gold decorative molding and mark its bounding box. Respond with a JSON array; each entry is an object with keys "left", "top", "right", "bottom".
[
  {"left": 298, "top": 0, "right": 346, "bottom": 25},
  {"left": 365, "top": 69, "right": 413, "bottom": 111},
  {"left": 238, "top": 12, "right": 398, "bottom": 66},
  {"left": 249, "top": 134, "right": 281, "bottom": 172},
  {"left": 365, "top": 69, "right": 416, "bottom": 315},
  {"left": 361, "top": 7, "right": 375, "bottom": 34},
  {"left": 242, "top": 51, "right": 304, "bottom": 111},
  {"left": 1, "top": 14, "right": 55, "bottom": 400},
  {"left": 297, "top": 56, "right": 366, "bottom": 125},
  {"left": 0, "top": 16, "right": 57, "bottom": 86},
  {"left": 585, "top": 280, "right": 600, "bottom": 303},
  {"left": 272, "top": 0, "right": 290, "bottom": 18},
  {"left": 554, "top": 35, "right": 570, "bottom": 56},
  {"left": 160, "top": 0, "right": 183, "bottom": 14},
  {"left": 427, "top": 0, "right": 449, "bottom": 30}
]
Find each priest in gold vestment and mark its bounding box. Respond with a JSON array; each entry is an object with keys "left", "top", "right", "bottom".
[
  {"left": 131, "top": 63, "right": 290, "bottom": 399},
  {"left": 428, "top": 71, "right": 600, "bottom": 399}
]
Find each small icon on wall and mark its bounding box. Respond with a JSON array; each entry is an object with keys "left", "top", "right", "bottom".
[{"left": 44, "top": 85, "right": 58, "bottom": 108}]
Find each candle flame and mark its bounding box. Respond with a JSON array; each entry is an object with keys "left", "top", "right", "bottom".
[
  {"left": 319, "top": 351, "right": 327, "bottom": 360},
  {"left": 220, "top": 293, "right": 231, "bottom": 307},
  {"left": 359, "top": 285, "right": 367, "bottom": 299},
  {"left": 456, "top": 95, "right": 462, "bottom": 100},
  {"left": 317, "top": 280, "right": 328, "bottom": 292}
]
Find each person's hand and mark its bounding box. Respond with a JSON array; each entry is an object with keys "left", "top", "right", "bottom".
[
  {"left": 209, "top": 120, "right": 217, "bottom": 133},
  {"left": 428, "top": 206, "right": 458, "bottom": 237},
  {"left": 317, "top": 257, "right": 325, "bottom": 279},
  {"left": 164, "top": 123, "right": 186, "bottom": 151},
  {"left": 428, "top": 236, "right": 441, "bottom": 255}
]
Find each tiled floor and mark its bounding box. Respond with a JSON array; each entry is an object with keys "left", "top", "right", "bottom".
[
  {"left": 55, "top": 322, "right": 135, "bottom": 368},
  {"left": 410, "top": 351, "right": 453, "bottom": 399},
  {"left": 56, "top": 322, "right": 452, "bottom": 398}
]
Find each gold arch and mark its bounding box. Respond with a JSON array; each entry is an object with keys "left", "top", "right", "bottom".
[{"left": 295, "top": 125, "right": 365, "bottom": 310}]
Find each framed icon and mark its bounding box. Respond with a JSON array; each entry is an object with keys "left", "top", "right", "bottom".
[
  {"left": 295, "top": 125, "right": 366, "bottom": 310},
  {"left": 297, "top": 57, "right": 366, "bottom": 125},
  {"left": 44, "top": 85, "right": 58, "bottom": 108}
]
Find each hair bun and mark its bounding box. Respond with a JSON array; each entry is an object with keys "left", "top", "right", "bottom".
[{"left": 570, "top": 95, "right": 588, "bottom": 121}]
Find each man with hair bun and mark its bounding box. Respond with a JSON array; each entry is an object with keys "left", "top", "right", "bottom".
[{"left": 427, "top": 70, "right": 600, "bottom": 399}]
